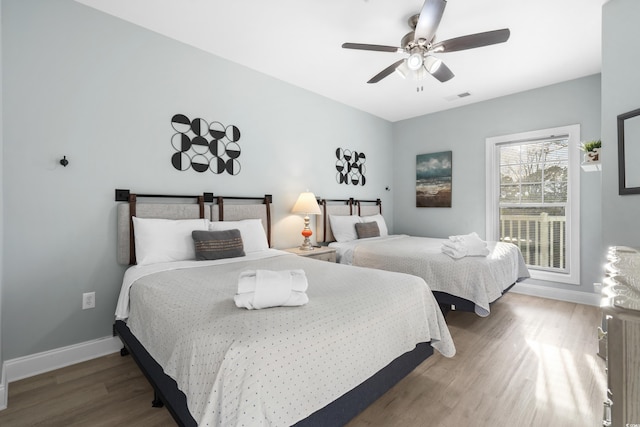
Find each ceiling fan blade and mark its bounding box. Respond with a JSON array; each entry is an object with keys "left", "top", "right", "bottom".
[
  {"left": 414, "top": 0, "right": 447, "bottom": 44},
  {"left": 342, "top": 43, "right": 400, "bottom": 53},
  {"left": 426, "top": 59, "right": 454, "bottom": 82},
  {"left": 431, "top": 28, "right": 511, "bottom": 53},
  {"left": 367, "top": 59, "right": 405, "bottom": 84}
]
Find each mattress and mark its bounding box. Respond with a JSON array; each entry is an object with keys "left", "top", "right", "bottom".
[
  {"left": 330, "top": 235, "right": 530, "bottom": 316},
  {"left": 116, "top": 250, "right": 455, "bottom": 426}
]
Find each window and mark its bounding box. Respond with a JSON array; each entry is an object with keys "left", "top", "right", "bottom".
[{"left": 486, "top": 125, "right": 580, "bottom": 284}]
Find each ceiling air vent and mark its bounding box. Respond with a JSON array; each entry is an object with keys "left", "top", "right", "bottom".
[{"left": 445, "top": 92, "right": 471, "bottom": 101}]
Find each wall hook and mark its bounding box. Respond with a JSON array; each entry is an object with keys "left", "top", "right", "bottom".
[{"left": 60, "top": 156, "right": 69, "bottom": 167}]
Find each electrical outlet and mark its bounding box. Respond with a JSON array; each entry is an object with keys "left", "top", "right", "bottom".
[{"left": 82, "top": 292, "right": 95, "bottom": 310}]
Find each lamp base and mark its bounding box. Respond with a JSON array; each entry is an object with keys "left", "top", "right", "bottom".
[
  {"left": 299, "top": 238, "right": 314, "bottom": 251},
  {"left": 299, "top": 216, "right": 314, "bottom": 250}
]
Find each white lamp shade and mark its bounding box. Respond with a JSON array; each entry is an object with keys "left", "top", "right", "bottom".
[
  {"left": 395, "top": 60, "right": 409, "bottom": 79},
  {"left": 395, "top": 59, "right": 429, "bottom": 81},
  {"left": 292, "top": 192, "right": 321, "bottom": 215},
  {"left": 424, "top": 55, "right": 442, "bottom": 74}
]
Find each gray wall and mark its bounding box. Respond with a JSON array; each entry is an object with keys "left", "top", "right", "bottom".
[
  {"left": 0, "top": 2, "right": 4, "bottom": 369},
  {"left": 1, "top": 0, "right": 393, "bottom": 360},
  {"left": 392, "top": 74, "right": 602, "bottom": 294},
  {"left": 602, "top": 0, "right": 640, "bottom": 248}
]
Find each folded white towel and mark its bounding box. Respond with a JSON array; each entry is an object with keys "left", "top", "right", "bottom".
[
  {"left": 234, "top": 269, "right": 309, "bottom": 309},
  {"left": 442, "top": 239, "right": 488, "bottom": 254},
  {"left": 441, "top": 232, "right": 489, "bottom": 258},
  {"left": 441, "top": 246, "right": 465, "bottom": 259},
  {"left": 448, "top": 232, "right": 484, "bottom": 245}
]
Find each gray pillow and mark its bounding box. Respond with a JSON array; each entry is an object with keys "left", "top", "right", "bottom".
[
  {"left": 355, "top": 221, "right": 380, "bottom": 239},
  {"left": 192, "top": 229, "right": 245, "bottom": 260}
]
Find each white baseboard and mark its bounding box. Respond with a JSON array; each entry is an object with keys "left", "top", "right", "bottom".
[
  {"left": 3, "top": 335, "right": 122, "bottom": 385},
  {"left": 511, "top": 282, "right": 601, "bottom": 306},
  {"left": 0, "top": 364, "right": 6, "bottom": 411}
]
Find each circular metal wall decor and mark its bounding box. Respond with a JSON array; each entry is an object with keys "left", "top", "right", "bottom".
[
  {"left": 335, "top": 148, "right": 366, "bottom": 186},
  {"left": 171, "top": 114, "right": 241, "bottom": 176}
]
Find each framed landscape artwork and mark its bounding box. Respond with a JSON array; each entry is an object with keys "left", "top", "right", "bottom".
[{"left": 416, "top": 151, "right": 452, "bottom": 207}]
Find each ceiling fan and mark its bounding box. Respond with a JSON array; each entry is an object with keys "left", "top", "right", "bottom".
[{"left": 342, "top": 0, "right": 510, "bottom": 84}]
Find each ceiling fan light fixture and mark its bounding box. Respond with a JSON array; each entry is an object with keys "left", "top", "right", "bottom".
[
  {"left": 414, "top": 65, "right": 429, "bottom": 81},
  {"left": 342, "top": 0, "right": 510, "bottom": 85},
  {"left": 407, "top": 52, "right": 424, "bottom": 71},
  {"left": 424, "top": 55, "right": 442, "bottom": 73},
  {"left": 395, "top": 60, "right": 410, "bottom": 79}
]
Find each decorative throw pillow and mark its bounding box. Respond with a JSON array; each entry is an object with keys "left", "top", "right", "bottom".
[
  {"left": 355, "top": 221, "right": 380, "bottom": 239},
  {"left": 360, "top": 214, "right": 389, "bottom": 236},
  {"left": 208, "top": 219, "right": 269, "bottom": 253},
  {"left": 192, "top": 229, "right": 245, "bottom": 260}
]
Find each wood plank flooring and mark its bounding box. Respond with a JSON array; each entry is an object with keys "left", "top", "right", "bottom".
[{"left": 0, "top": 293, "right": 605, "bottom": 426}]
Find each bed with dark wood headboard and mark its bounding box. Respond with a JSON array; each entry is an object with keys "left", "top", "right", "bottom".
[
  {"left": 112, "top": 190, "right": 455, "bottom": 426},
  {"left": 318, "top": 197, "right": 529, "bottom": 316}
]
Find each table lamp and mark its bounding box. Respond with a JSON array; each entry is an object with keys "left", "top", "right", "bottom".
[{"left": 292, "top": 191, "right": 321, "bottom": 250}]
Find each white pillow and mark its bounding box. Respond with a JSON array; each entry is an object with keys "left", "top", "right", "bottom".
[
  {"left": 329, "top": 215, "right": 362, "bottom": 242},
  {"left": 360, "top": 214, "right": 388, "bottom": 236},
  {"left": 132, "top": 217, "right": 209, "bottom": 265},
  {"left": 209, "top": 219, "right": 269, "bottom": 253}
]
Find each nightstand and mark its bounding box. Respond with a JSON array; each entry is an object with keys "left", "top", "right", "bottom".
[{"left": 283, "top": 246, "right": 336, "bottom": 262}]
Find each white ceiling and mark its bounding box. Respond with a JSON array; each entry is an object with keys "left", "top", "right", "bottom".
[{"left": 75, "top": 0, "right": 606, "bottom": 122}]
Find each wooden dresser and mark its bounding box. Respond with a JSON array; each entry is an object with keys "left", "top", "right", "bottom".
[{"left": 601, "top": 246, "right": 640, "bottom": 427}]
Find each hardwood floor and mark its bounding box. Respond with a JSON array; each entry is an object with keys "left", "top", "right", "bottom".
[
  {"left": 349, "top": 293, "right": 606, "bottom": 427},
  {"left": 0, "top": 293, "right": 605, "bottom": 426}
]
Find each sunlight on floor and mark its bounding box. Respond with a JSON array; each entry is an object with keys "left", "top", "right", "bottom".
[{"left": 527, "top": 338, "right": 604, "bottom": 425}]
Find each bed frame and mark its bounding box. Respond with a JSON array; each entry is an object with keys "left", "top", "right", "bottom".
[
  {"left": 113, "top": 190, "right": 434, "bottom": 426},
  {"left": 318, "top": 197, "right": 515, "bottom": 316},
  {"left": 433, "top": 284, "right": 515, "bottom": 316}
]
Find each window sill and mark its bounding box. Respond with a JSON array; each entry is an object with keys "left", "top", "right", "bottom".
[{"left": 529, "top": 268, "right": 580, "bottom": 285}]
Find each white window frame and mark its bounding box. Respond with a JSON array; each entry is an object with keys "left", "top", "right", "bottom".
[{"left": 485, "top": 124, "right": 581, "bottom": 285}]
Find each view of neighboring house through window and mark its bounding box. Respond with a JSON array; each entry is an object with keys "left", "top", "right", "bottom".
[{"left": 486, "top": 125, "right": 581, "bottom": 285}]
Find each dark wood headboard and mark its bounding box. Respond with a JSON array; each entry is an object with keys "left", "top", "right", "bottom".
[
  {"left": 316, "top": 198, "right": 382, "bottom": 243},
  {"left": 115, "top": 189, "right": 272, "bottom": 265}
]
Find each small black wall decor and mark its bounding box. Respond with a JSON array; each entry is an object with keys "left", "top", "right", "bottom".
[
  {"left": 170, "top": 114, "right": 241, "bottom": 175},
  {"left": 335, "top": 148, "right": 366, "bottom": 186}
]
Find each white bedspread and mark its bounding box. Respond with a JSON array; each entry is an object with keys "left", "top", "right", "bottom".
[
  {"left": 331, "top": 235, "right": 530, "bottom": 316},
  {"left": 121, "top": 251, "right": 455, "bottom": 426},
  {"left": 115, "top": 249, "right": 287, "bottom": 320}
]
